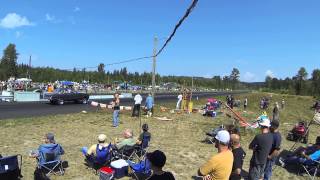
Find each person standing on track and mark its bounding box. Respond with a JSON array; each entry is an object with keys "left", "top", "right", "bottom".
[
  {"left": 132, "top": 93, "right": 142, "bottom": 117},
  {"left": 112, "top": 93, "right": 120, "bottom": 127},
  {"left": 145, "top": 93, "right": 154, "bottom": 117},
  {"left": 176, "top": 93, "right": 183, "bottom": 110}
]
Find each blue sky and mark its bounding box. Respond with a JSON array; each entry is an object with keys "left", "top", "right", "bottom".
[{"left": 1, "top": 0, "right": 320, "bottom": 82}]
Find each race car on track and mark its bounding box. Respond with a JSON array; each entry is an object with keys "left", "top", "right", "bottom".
[{"left": 49, "top": 88, "right": 89, "bottom": 105}]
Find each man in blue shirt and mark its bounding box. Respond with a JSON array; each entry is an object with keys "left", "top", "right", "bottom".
[
  {"left": 30, "top": 133, "right": 64, "bottom": 165},
  {"left": 145, "top": 93, "right": 154, "bottom": 117}
]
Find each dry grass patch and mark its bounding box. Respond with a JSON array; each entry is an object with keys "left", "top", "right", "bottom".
[{"left": 0, "top": 92, "right": 318, "bottom": 180}]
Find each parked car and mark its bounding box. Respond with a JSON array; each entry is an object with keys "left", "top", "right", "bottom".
[{"left": 49, "top": 88, "right": 89, "bottom": 105}]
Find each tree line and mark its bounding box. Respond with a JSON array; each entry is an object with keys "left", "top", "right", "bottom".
[
  {"left": 3, "top": 43, "right": 319, "bottom": 97},
  {"left": 264, "top": 67, "right": 320, "bottom": 97},
  {"left": 0, "top": 44, "right": 243, "bottom": 89}
]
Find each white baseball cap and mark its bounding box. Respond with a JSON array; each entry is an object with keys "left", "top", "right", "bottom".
[
  {"left": 98, "top": 134, "right": 107, "bottom": 142},
  {"left": 259, "top": 118, "right": 271, "bottom": 127},
  {"left": 215, "top": 130, "right": 230, "bottom": 144}
]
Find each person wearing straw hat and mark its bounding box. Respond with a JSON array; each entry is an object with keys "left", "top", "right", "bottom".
[
  {"left": 248, "top": 119, "right": 273, "bottom": 180},
  {"left": 81, "top": 134, "right": 109, "bottom": 157},
  {"left": 198, "top": 130, "right": 234, "bottom": 180}
]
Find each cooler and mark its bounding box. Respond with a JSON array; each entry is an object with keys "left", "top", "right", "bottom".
[
  {"left": 110, "top": 159, "right": 128, "bottom": 179},
  {"left": 99, "top": 166, "right": 114, "bottom": 180}
]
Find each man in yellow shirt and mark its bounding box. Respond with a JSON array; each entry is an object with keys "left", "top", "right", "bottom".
[{"left": 199, "top": 130, "right": 234, "bottom": 180}]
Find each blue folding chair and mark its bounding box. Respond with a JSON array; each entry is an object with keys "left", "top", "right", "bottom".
[
  {"left": 128, "top": 158, "right": 151, "bottom": 180},
  {"left": 136, "top": 133, "right": 151, "bottom": 159},
  {"left": 37, "top": 151, "right": 64, "bottom": 176},
  {"left": 0, "top": 154, "right": 23, "bottom": 180}
]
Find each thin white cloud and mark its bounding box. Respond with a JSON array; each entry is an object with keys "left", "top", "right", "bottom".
[
  {"left": 203, "top": 74, "right": 212, "bottom": 78},
  {"left": 45, "top": 13, "right": 55, "bottom": 21},
  {"left": 243, "top": 72, "right": 257, "bottom": 82},
  {"left": 45, "top": 13, "right": 62, "bottom": 23},
  {"left": 68, "top": 16, "right": 76, "bottom": 24},
  {"left": 74, "top": 7, "right": 80, "bottom": 12},
  {"left": 0, "top": 13, "right": 34, "bottom": 29},
  {"left": 265, "top": 70, "right": 275, "bottom": 78},
  {"left": 15, "top": 31, "right": 22, "bottom": 38}
]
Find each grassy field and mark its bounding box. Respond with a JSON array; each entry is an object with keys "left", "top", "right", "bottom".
[{"left": 0, "top": 92, "right": 318, "bottom": 180}]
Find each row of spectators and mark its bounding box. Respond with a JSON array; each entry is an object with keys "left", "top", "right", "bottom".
[
  {"left": 29, "top": 123, "right": 175, "bottom": 180},
  {"left": 199, "top": 118, "right": 282, "bottom": 180}
]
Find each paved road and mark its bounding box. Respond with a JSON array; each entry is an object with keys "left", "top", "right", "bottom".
[{"left": 0, "top": 91, "right": 249, "bottom": 120}]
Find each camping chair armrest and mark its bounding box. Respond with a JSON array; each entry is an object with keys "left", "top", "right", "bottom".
[
  {"left": 42, "top": 160, "right": 61, "bottom": 164},
  {"left": 17, "top": 154, "right": 23, "bottom": 178},
  {"left": 312, "top": 160, "right": 320, "bottom": 164}
]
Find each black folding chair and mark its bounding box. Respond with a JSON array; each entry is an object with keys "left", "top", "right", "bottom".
[
  {"left": 300, "top": 160, "right": 320, "bottom": 180},
  {"left": 0, "top": 154, "right": 23, "bottom": 180},
  {"left": 120, "top": 145, "right": 139, "bottom": 162}
]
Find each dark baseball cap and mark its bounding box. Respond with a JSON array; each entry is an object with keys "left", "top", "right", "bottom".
[
  {"left": 46, "top": 133, "right": 55, "bottom": 143},
  {"left": 142, "top": 124, "right": 149, "bottom": 131},
  {"left": 147, "top": 150, "right": 166, "bottom": 168},
  {"left": 270, "top": 120, "right": 279, "bottom": 128}
]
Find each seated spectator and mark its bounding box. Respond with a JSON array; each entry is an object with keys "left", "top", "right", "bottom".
[
  {"left": 198, "top": 130, "right": 234, "bottom": 180},
  {"left": 81, "top": 134, "right": 111, "bottom": 165},
  {"left": 146, "top": 150, "right": 175, "bottom": 180},
  {"left": 114, "top": 129, "right": 136, "bottom": 150},
  {"left": 286, "top": 136, "right": 320, "bottom": 158},
  {"left": 137, "top": 124, "right": 151, "bottom": 147},
  {"left": 280, "top": 138, "right": 320, "bottom": 167},
  {"left": 230, "top": 134, "right": 246, "bottom": 180},
  {"left": 30, "top": 133, "right": 64, "bottom": 165}
]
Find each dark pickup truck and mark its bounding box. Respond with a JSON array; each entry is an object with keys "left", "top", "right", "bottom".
[{"left": 49, "top": 88, "right": 89, "bottom": 105}]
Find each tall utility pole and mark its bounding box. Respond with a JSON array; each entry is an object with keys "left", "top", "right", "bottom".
[
  {"left": 27, "top": 55, "right": 32, "bottom": 79},
  {"left": 152, "top": 36, "right": 158, "bottom": 100},
  {"left": 191, "top": 76, "right": 194, "bottom": 100}
]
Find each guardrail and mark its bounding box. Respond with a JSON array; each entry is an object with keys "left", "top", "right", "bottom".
[{"left": 0, "top": 95, "right": 14, "bottom": 101}]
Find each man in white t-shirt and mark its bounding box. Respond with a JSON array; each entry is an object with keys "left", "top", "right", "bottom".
[
  {"left": 132, "top": 93, "right": 143, "bottom": 117},
  {"left": 176, "top": 94, "right": 183, "bottom": 110}
]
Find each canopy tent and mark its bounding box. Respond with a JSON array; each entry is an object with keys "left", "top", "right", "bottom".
[{"left": 61, "top": 81, "right": 74, "bottom": 86}]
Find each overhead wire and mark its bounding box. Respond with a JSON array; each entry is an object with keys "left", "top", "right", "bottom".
[
  {"left": 60, "top": 0, "right": 198, "bottom": 71},
  {"left": 155, "top": 0, "right": 198, "bottom": 57}
]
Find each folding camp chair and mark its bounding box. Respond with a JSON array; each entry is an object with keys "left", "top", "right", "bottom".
[
  {"left": 136, "top": 134, "right": 151, "bottom": 159},
  {"left": 300, "top": 160, "right": 320, "bottom": 180},
  {"left": 120, "top": 145, "right": 140, "bottom": 162},
  {"left": 0, "top": 155, "right": 23, "bottom": 180},
  {"left": 37, "top": 152, "right": 64, "bottom": 176},
  {"left": 128, "top": 158, "right": 151, "bottom": 180},
  {"left": 85, "top": 143, "right": 112, "bottom": 173}
]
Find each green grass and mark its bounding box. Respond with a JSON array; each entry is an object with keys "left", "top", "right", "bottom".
[{"left": 0, "top": 92, "right": 317, "bottom": 180}]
